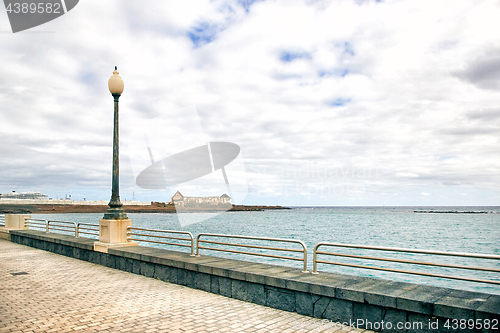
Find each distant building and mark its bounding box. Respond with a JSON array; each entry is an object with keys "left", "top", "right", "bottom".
[
  {"left": 0, "top": 190, "right": 150, "bottom": 206},
  {"left": 0, "top": 191, "right": 48, "bottom": 200},
  {"left": 170, "top": 191, "right": 231, "bottom": 208}
]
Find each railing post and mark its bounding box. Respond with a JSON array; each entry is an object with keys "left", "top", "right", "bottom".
[
  {"left": 297, "top": 240, "right": 309, "bottom": 273},
  {"left": 189, "top": 234, "right": 195, "bottom": 256},
  {"left": 196, "top": 234, "right": 202, "bottom": 257},
  {"left": 312, "top": 243, "right": 321, "bottom": 274},
  {"left": 73, "top": 222, "right": 78, "bottom": 238},
  {"left": 46, "top": 220, "right": 50, "bottom": 233}
]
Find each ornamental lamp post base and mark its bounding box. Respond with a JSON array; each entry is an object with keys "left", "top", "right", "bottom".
[
  {"left": 93, "top": 218, "right": 138, "bottom": 253},
  {"left": 103, "top": 205, "right": 128, "bottom": 220}
]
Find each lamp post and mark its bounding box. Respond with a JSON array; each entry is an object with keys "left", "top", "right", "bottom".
[
  {"left": 103, "top": 66, "right": 127, "bottom": 220},
  {"left": 94, "top": 67, "right": 137, "bottom": 253}
]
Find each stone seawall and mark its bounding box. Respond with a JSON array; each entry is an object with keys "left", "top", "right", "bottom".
[{"left": 8, "top": 229, "right": 500, "bottom": 332}]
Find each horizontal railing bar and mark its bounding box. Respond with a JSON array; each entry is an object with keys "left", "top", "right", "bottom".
[
  {"left": 48, "top": 220, "right": 79, "bottom": 225},
  {"left": 199, "top": 239, "right": 304, "bottom": 253},
  {"left": 49, "top": 227, "right": 75, "bottom": 232},
  {"left": 48, "top": 221, "right": 74, "bottom": 224},
  {"left": 315, "top": 251, "right": 500, "bottom": 273},
  {"left": 129, "top": 238, "right": 191, "bottom": 247},
  {"left": 129, "top": 227, "right": 193, "bottom": 236},
  {"left": 315, "top": 242, "right": 500, "bottom": 260},
  {"left": 50, "top": 224, "right": 75, "bottom": 230},
  {"left": 77, "top": 226, "right": 99, "bottom": 231},
  {"left": 198, "top": 246, "right": 304, "bottom": 261},
  {"left": 48, "top": 222, "right": 74, "bottom": 226},
  {"left": 130, "top": 233, "right": 191, "bottom": 242},
  {"left": 198, "top": 233, "right": 305, "bottom": 244},
  {"left": 78, "top": 231, "right": 98, "bottom": 236},
  {"left": 48, "top": 226, "right": 75, "bottom": 230},
  {"left": 315, "top": 260, "right": 500, "bottom": 285}
]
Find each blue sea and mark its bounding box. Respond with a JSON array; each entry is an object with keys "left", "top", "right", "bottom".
[{"left": 31, "top": 206, "right": 500, "bottom": 295}]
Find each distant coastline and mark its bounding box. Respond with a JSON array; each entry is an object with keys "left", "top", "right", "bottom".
[{"left": 0, "top": 203, "right": 290, "bottom": 214}]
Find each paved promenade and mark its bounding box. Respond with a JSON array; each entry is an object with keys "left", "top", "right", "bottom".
[{"left": 0, "top": 240, "right": 374, "bottom": 333}]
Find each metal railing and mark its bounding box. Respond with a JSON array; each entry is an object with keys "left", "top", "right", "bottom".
[
  {"left": 16, "top": 215, "right": 500, "bottom": 286},
  {"left": 27, "top": 219, "right": 99, "bottom": 238},
  {"left": 27, "top": 218, "right": 48, "bottom": 231},
  {"left": 0, "top": 214, "right": 5, "bottom": 227},
  {"left": 312, "top": 242, "right": 500, "bottom": 285},
  {"left": 47, "top": 220, "right": 78, "bottom": 237},
  {"left": 196, "top": 233, "right": 309, "bottom": 273},
  {"left": 77, "top": 223, "right": 99, "bottom": 238},
  {"left": 127, "top": 227, "right": 195, "bottom": 256}
]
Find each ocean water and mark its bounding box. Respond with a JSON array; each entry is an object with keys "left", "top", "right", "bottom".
[{"left": 31, "top": 206, "right": 500, "bottom": 295}]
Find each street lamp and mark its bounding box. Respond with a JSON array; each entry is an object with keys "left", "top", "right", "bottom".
[
  {"left": 103, "top": 66, "right": 127, "bottom": 220},
  {"left": 94, "top": 67, "right": 137, "bottom": 253}
]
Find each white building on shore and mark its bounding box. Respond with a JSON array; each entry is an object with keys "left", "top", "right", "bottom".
[
  {"left": 0, "top": 191, "right": 48, "bottom": 200},
  {"left": 0, "top": 191, "right": 149, "bottom": 205},
  {"left": 170, "top": 191, "right": 231, "bottom": 208}
]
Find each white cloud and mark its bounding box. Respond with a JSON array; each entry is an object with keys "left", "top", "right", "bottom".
[
  {"left": 0, "top": 0, "right": 499, "bottom": 205},
  {"left": 396, "top": 173, "right": 420, "bottom": 179}
]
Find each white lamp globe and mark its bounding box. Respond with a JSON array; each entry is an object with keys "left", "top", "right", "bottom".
[{"left": 108, "top": 66, "right": 124, "bottom": 95}]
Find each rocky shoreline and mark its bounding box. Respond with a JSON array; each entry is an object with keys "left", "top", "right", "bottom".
[{"left": 0, "top": 204, "right": 290, "bottom": 214}]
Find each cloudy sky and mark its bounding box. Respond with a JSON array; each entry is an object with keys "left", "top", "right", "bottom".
[{"left": 1, "top": 0, "right": 499, "bottom": 206}]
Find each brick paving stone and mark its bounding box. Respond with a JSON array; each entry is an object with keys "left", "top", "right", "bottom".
[{"left": 0, "top": 239, "right": 375, "bottom": 333}]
